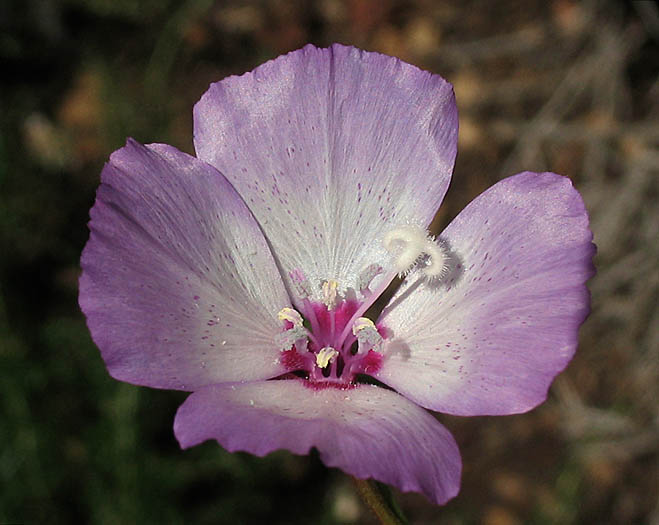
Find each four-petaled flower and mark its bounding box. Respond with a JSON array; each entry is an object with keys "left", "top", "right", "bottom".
[{"left": 79, "top": 44, "right": 595, "bottom": 504}]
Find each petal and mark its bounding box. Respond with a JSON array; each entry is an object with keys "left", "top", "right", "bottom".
[
  {"left": 193, "top": 44, "right": 457, "bottom": 299},
  {"left": 174, "top": 380, "right": 461, "bottom": 505},
  {"left": 79, "top": 139, "right": 291, "bottom": 390},
  {"left": 376, "top": 172, "right": 596, "bottom": 415}
]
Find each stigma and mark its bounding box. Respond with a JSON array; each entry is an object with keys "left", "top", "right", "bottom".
[
  {"left": 383, "top": 224, "right": 448, "bottom": 279},
  {"left": 274, "top": 225, "right": 446, "bottom": 384}
]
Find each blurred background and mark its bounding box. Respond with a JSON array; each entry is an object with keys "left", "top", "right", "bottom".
[{"left": 1, "top": 0, "right": 657, "bottom": 523}]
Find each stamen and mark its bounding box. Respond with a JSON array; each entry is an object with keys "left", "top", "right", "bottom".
[
  {"left": 275, "top": 326, "right": 308, "bottom": 350},
  {"left": 357, "top": 263, "right": 383, "bottom": 294},
  {"left": 287, "top": 270, "right": 321, "bottom": 337},
  {"left": 322, "top": 279, "right": 339, "bottom": 309},
  {"left": 277, "top": 307, "right": 303, "bottom": 328},
  {"left": 352, "top": 317, "right": 382, "bottom": 353},
  {"left": 352, "top": 317, "right": 376, "bottom": 334},
  {"left": 302, "top": 298, "right": 321, "bottom": 339},
  {"left": 315, "top": 347, "right": 339, "bottom": 368}
]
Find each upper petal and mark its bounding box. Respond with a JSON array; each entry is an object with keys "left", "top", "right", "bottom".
[
  {"left": 193, "top": 44, "right": 457, "bottom": 300},
  {"left": 174, "top": 380, "right": 461, "bottom": 505},
  {"left": 376, "top": 172, "right": 595, "bottom": 415},
  {"left": 79, "top": 140, "right": 291, "bottom": 390}
]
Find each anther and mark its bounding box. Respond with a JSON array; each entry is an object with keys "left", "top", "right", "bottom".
[
  {"left": 352, "top": 317, "right": 376, "bottom": 335},
  {"left": 315, "top": 347, "right": 339, "bottom": 368},
  {"left": 352, "top": 317, "right": 382, "bottom": 353},
  {"left": 322, "top": 279, "right": 339, "bottom": 309},
  {"left": 277, "top": 307, "right": 303, "bottom": 328},
  {"left": 357, "top": 263, "right": 383, "bottom": 294},
  {"left": 275, "top": 326, "right": 308, "bottom": 351}
]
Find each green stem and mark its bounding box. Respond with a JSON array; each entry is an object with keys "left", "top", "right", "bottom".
[{"left": 353, "top": 478, "right": 408, "bottom": 525}]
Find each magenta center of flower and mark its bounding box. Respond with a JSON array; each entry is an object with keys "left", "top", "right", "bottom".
[{"left": 277, "top": 281, "right": 385, "bottom": 384}]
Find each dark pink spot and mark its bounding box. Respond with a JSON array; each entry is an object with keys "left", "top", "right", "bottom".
[
  {"left": 335, "top": 299, "right": 360, "bottom": 327},
  {"left": 360, "top": 350, "right": 383, "bottom": 374},
  {"left": 301, "top": 380, "right": 356, "bottom": 391},
  {"left": 281, "top": 349, "right": 307, "bottom": 371}
]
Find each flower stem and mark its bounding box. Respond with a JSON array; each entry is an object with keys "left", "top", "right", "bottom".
[{"left": 352, "top": 477, "right": 409, "bottom": 525}]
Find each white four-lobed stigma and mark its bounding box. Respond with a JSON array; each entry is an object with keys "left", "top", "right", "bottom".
[
  {"left": 383, "top": 225, "right": 426, "bottom": 274},
  {"left": 383, "top": 224, "right": 448, "bottom": 279},
  {"left": 419, "top": 240, "right": 448, "bottom": 279},
  {"left": 357, "top": 263, "right": 383, "bottom": 294}
]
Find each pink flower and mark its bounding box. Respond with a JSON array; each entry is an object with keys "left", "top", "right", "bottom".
[{"left": 79, "top": 44, "right": 595, "bottom": 504}]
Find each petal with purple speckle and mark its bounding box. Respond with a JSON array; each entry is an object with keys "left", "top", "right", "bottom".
[
  {"left": 174, "top": 379, "right": 462, "bottom": 505},
  {"left": 194, "top": 43, "right": 457, "bottom": 300},
  {"left": 80, "top": 140, "right": 291, "bottom": 390},
  {"left": 375, "top": 172, "right": 596, "bottom": 415}
]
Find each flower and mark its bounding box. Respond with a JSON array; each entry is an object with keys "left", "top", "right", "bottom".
[{"left": 79, "top": 44, "right": 595, "bottom": 505}]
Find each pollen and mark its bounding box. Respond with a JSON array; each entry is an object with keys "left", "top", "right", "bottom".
[
  {"left": 276, "top": 283, "right": 384, "bottom": 381},
  {"left": 316, "top": 346, "right": 339, "bottom": 368},
  {"left": 352, "top": 317, "right": 382, "bottom": 353},
  {"left": 352, "top": 317, "right": 376, "bottom": 335},
  {"left": 322, "top": 279, "right": 339, "bottom": 309},
  {"left": 277, "top": 307, "right": 303, "bottom": 327},
  {"left": 357, "top": 263, "right": 383, "bottom": 293}
]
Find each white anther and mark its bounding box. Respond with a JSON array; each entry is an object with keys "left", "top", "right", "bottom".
[
  {"left": 357, "top": 263, "right": 383, "bottom": 293},
  {"left": 352, "top": 317, "right": 382, "bottom": 352},
  {"left": 315, "top": 347, "right": 339, "bottom": 368},
  {"left": 420, "top": 240, "right": 449, "bottom": 279},
  {"left": 275, "top": 326, "right": 307, "bottom": 350},
  {"left": 322, "top": 279, "right": 339, "bottom": 309},
  {"left": 383, "top": 225, "right": 428, "bottom": 274},
  {"left": 277, "top": 307, "right": 304, "bottom": 327},
  {"left": 352, "top": 317, "right": 376, "bottom": 335}
]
